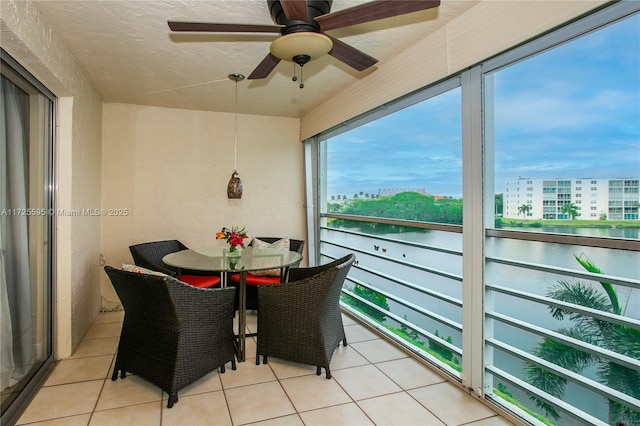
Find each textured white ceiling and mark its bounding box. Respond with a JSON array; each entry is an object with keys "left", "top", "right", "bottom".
[{"left": 32, "top": 0, "right": 479, "bottom": 118}]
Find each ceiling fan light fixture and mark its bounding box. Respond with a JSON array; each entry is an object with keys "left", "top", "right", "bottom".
[{"left": 270, "top": 32, "right": 332, "bottom": 63}]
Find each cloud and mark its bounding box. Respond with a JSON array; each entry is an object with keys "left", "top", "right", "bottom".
[{"left": 326, "top": 14, "right": 639, "bottom": 199}]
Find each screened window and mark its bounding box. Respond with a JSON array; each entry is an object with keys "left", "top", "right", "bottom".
[
  {"left": 484, "top": 10, "right": 639, "bottom": 425},
  {"left": 318, "top": 84, "right": 465, "bottom": 379},
  {"left": 323, "top": 87, "right": 462, "bottom": 225},
  {"left": 310, "top": 4, "right": 638, "bottom": 426},
  {"left": 490, "top": 12, "right": 639, "bottom": 238}
]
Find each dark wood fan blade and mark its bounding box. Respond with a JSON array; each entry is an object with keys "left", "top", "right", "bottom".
[
  {"left": 280, "top": 0, "right": 309, "bottom": 22},
  {"left": 316, "top": 0, "right": 440, "bottom": 32},
  {"left": 168, "top": 21, "right": 283, "bottom": 33},
  {"left": 248, "top": 53, "right": 282, "bottom": 79},
  {"left": 326, "top": 35, "right": 378, "bottom": 71}
]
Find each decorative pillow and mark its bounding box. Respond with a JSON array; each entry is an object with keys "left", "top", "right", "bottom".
[
  {"left": 122, "top": 263, "right": 168, "bottom": 277},
  {"left": 250, "top": 237, "right": 289, "bottom": 276}
]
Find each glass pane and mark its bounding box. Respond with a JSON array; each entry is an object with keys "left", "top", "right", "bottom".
[
  {"left": 490, "top": 14, "right": 640, "bottom": 239},
  {"left": 320, "top": 86, "right": 464, "bottom": 377},
  {"left": 1, "top": 64, "right": 54, "bottom": 418},
  {"left": 484, "top": 12, "right": 640, "bottom": 425},
  {"left": 484, "top": 237, "right": 639, "bottom": 424},
  {"left": 322, "top": 224, "right": 463, "bottom": 378},
  {"left": 323, "top": 87, "right": 462, "bottom": 225}
]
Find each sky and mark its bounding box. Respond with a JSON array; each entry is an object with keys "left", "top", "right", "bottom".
[{"left": 326, "top": 13, "right": 639, "bottom": 200}]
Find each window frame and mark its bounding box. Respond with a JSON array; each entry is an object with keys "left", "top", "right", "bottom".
[{"left": 0, "top": 49, "right": 57, "bottom": 425}]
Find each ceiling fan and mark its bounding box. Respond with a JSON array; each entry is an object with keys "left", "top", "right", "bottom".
[{"left": 168, "top": 0, "right": 441, "bottom": 84}]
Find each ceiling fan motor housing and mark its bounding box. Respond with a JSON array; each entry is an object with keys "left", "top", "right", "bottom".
[
  {"left": 268, "top": 0, "right": 333, "bottom": 32},
  {"left": 281, "top": 20, "right": 321, "bottom": 35}
]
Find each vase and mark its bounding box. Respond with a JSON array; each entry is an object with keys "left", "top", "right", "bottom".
[
  {"left": 228, "top": 257, "right": 241, "bottom": 270},
  {"left": 226, "top": 245, "right": 243, "bottom": 257}
]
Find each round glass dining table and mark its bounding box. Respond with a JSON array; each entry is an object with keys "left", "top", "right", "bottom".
[{"left": 162, "top": 247, "right": 303, "bottom": 362}]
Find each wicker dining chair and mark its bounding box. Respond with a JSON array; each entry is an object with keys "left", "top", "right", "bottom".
[
  {"left": 104, "top": 266, "right": 237, "bottom": 408},
  {"left": 228, "top": 237, "right": 305, "bottom": 310},
  {"left": 255, "top": 253, "right": 355, "bottom": 378},
  {"left": 129, "top": 240, "right": 221, "bottom": 288}
]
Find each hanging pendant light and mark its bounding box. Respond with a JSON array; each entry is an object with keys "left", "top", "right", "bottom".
[{"left": 227, "top": 73, "right": 245, "bottom": 199}]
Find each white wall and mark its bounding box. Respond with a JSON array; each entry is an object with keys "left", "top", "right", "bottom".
[
  {"left": 1, "top": 0, "right": 304, "bottom": 352},
  {"left": 100, "top": 103, "right": 305, "bottom": 303},
  {"left": 1, "top": 0, "right": 103, "bottom": 356}
]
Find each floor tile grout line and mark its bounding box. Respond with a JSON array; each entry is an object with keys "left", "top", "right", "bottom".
[
  {"left": 219, "top": 370, "right": 234, "bottom": 425},
  {"left": 268, "top": 358, "right": 302, "bottom": 423},
  {"left": 365, "top": 356, "right": 481, "bottom": 425},
  {"left": 17, "top": 411, "right": 94, "bottom": 425},
  {"left": 38, "top": 376, "right": 106, "bottom": 389},
  {"left": 369, "top": 357, "right": 444, "bottom": 393},
  {"left": 347, "top": 338, "right": 382, "bottom": 363},
  {"left": 268, "top": 350, "right": 376, "bottom": 425},
  {"left": 86, "top": 376, "right": 109, "bottom": 425},
  {"left": 91, "top": 350, "right": 165, "bottom": 416},
  {"left": 300, "top": 400, "right": 376, "bottom": 425},
  {"left": 24, "top": 312, "right": 509, "bottom": 426},
  {"left": 234, "top": 338, "right": 376, "bottom": 424},
  {"left": 158, "top": 397, "right": 165, "bottom": 426},
  {"left": 327, "top": 341, "right": 451, "bottom": 425},
  {"left": 458, "top": 413, "right": 507, "bottom": 425},
  {"left": 313, "top": 342, "right": 379, "bottom": 425},
  {"left": 352, "top": 396, "right": 413, "bottom": 426},
  {"left": 403, "top": 388, "right": 448, "bottom": 426}
]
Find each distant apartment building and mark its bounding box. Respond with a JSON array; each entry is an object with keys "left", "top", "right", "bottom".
[{"left": 504, "top": 178, "right": 639, "bottom": 220}]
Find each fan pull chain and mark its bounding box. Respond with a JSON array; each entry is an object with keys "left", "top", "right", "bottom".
[
  {"left": 299, "top": 66, "right": 304, "bottom": 89},
  {"left": 291, "top": 64, "right": 304, "bottom": 89}
]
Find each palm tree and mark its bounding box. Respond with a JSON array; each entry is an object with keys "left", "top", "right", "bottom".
[
  {"left": 495, "top": 193, "right": 504, "bottom": 216},
  {"left": 561, "top": 202, "right": 579, "bottom": 220},
  {"left": 518, "top": 204, "right": 532, "bottom": 219},
  {"left": 525, "top": 255, "right": 639, "bottom": 425}
]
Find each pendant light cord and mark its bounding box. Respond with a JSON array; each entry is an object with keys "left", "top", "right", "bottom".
[
  {"left": 234, "top": 79, "right": 238, "bottom": 172},
  {"left": 228, "top": 72, "right": 244, "bottom": 173}
]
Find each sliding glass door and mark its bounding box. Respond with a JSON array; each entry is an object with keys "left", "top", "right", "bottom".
[{"left": 1, "top": 50, "right": 55, "bottom": 424}]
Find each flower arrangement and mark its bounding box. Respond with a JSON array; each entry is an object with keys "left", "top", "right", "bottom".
[{"left": 216, "top": 226, "right": 248, "bottom": 249}]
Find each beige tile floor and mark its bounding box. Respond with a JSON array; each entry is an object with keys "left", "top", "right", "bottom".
[{"left": 16, "top": 311, "right": 517, "bottom": 426}]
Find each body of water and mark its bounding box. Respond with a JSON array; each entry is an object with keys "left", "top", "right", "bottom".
[{"left": 499, "top": 224, "right": 639, "bottom": 240}]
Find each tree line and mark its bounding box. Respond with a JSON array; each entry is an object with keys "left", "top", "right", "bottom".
[{"left": 327, "top": 191, "right": 463, "bottom": 225}]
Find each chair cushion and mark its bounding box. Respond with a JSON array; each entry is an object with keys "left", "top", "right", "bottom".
[
  {"left": 123, "top": 263, "right": 219, "bottom": 288},
  {"left": 250, "top": 237, "right": 289, "bottom": 276},
  {"left": 229, "top": 273, "right": 281, "bottom": 286},
  {"left": 122, "top": 263, "right": 168, "bottom": 276},
  {"left": 180, "top": 275, "right": 221, "bottom": 288}
]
